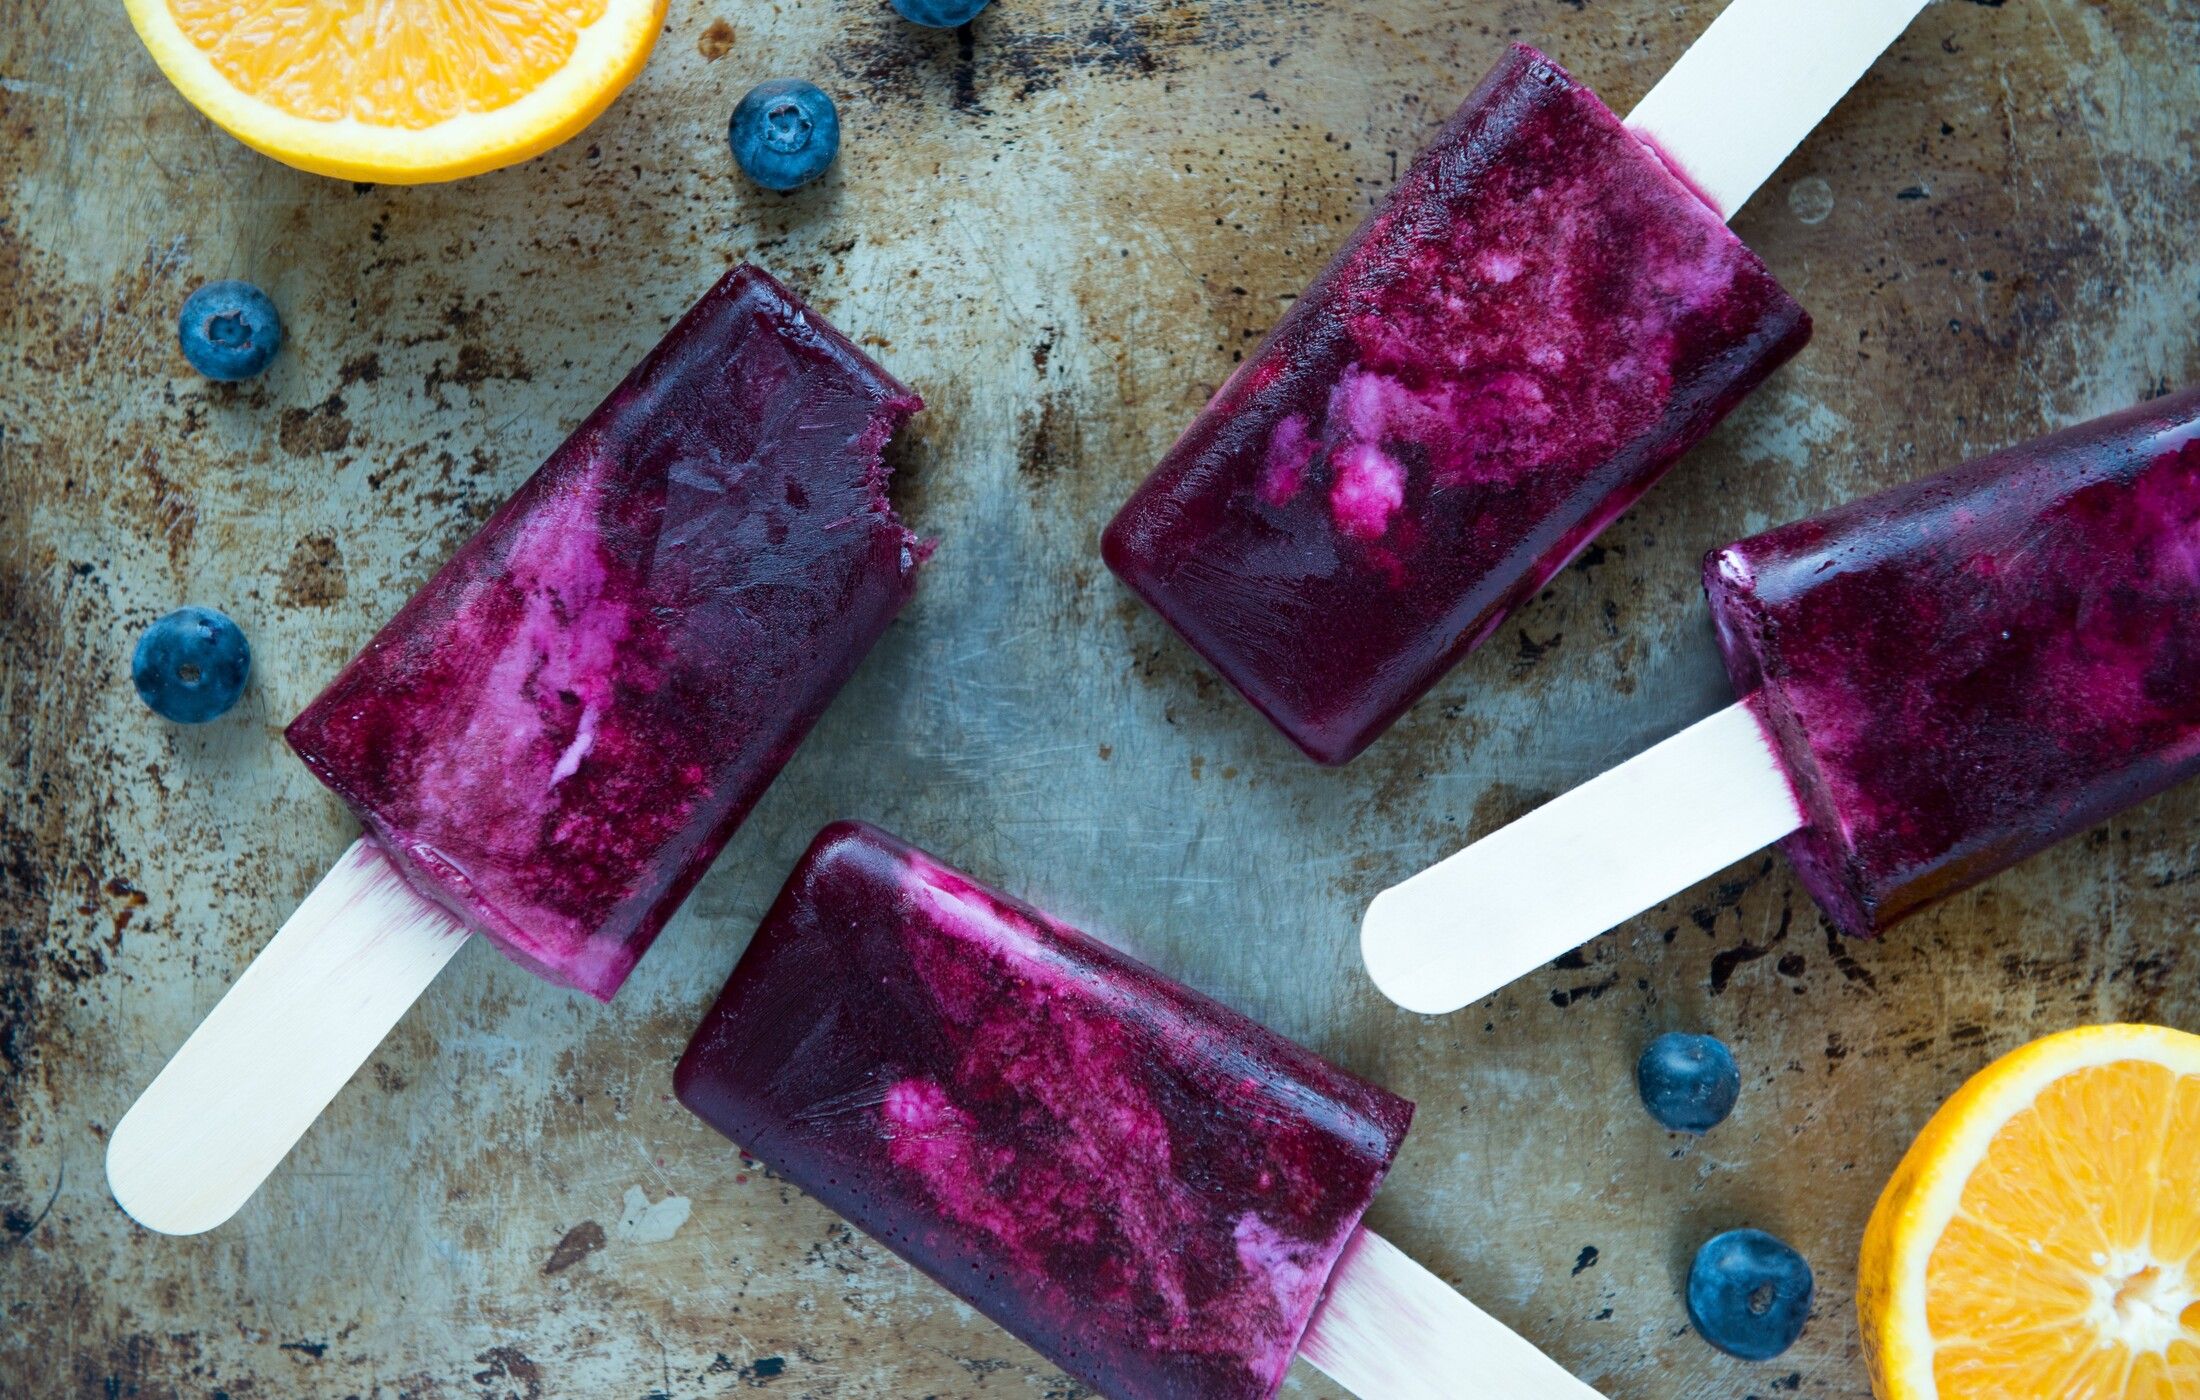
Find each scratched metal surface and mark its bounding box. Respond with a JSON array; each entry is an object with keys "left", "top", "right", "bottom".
[{"left": 4, "top": 1, "right": 2198, "bottom": 1395}]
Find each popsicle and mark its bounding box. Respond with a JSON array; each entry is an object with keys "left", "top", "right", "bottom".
[
  {"left": 109, "top": 265, "right": 926, "bottom": 1233},
  {"left": 1102, "top": 0, "right": 1931, "bottom": 764},
  {"left": 1363, "top": 388, "right": 2200, "bottom": 1015},
  {"left": 286, "top": 265, "right": 924, "bottom": 999},
  {"left": 677, "top": 822, "right": 1605, "bottom": 1400}
]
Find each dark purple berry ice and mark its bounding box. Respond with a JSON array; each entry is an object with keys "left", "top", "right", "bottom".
[
  {"left": 676, "top": 822, "right": 1414, "bottom": 1400},
  {"left": 1707, "top": 388, "right": 2200, "bottom": 939},
  {"left": 1103, "top": 43, "right": 1809, "bottom": 764},
  {"left": 286, "top": 267, "right": 926, "bottom": 1000}
]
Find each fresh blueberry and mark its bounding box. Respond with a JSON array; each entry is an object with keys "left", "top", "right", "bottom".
[
  {"left": 729, "top": 80, "right": 840, "bottom": 191},
  {"left": 892, "top": 0, "right": 992, "bottom": 26},
  {"left": 1636, "top": 1031, "right": 1741, "bottom": 1134},
  {"left": 1687, "top": 1229, "right": 1814, "bottom": 1361},
  {"left": 132, "top": 607, "right": 251, "bottom": 723},
  {"left": 177, "top": 280, "right": 283, "bottom": 381}
]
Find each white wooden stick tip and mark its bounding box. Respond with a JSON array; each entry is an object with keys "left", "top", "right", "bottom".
[
  {"left": 1362, "top": 703, "right": 1802, "bottom": 1018},
  {"left": 106, "top": 838, "right": 469, "bottom": 1235}
]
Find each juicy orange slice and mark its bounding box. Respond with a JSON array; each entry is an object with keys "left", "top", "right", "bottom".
[
  {"left": 124, "top": 0, "right": 666, "bottom": 183},
  {"left": 1858, "top": 1024, "right": 2200, "bottom": 1399}
]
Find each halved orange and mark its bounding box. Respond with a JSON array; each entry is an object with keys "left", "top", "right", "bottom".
[
  {"left": 1858, "top": 1024, "right": 2200, "bottom": 1399},
  {"left": 124, "top": 0, "right": 667, "bottom": 183}
]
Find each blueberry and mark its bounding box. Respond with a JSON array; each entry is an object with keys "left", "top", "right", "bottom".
[
  {"left": 1686, "top": 1229, "right": 1814, "bottom": 1360},
  {"left": 177, "top": 281, "right": 282, "bottom": 381},
  {"left": 892, "top": 0, "right": 992, "bottom": 26},
  {"left": 132, "top": 607, "right": 251, "bottom": 723},
  {"left": 729, "top": 80, "right": 840, "bottom": 191},
  {"left": 1636, "top": 1031, "right": 1740, "bottom": 1134}
]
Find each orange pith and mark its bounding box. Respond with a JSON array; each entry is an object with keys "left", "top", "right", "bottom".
[{"left": 166, "top": 0, "right": 612, "bottom": 128}]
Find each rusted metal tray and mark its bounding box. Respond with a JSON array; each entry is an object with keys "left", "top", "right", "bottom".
[{"left": 4, "top": 1, "right": 2196, "bottom": 1394}]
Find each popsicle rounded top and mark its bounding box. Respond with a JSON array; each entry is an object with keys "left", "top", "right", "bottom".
[
  {"left": 287, "top": 266, "right": 927, "bottom": 1000},
  {"left": 1707, "top": 386, "right": 2200, "bottom": 938},
  {"left": 676, "top": 821, "right": 1415, "bottom": 1400},
  {"left": 1102, "top": 42, "right": 1810, "bottom": 764}
]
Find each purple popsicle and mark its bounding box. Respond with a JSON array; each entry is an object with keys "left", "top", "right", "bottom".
[
  {"left": 1103, "top": 43, "right": 1810, "bottom": 765},
  {"left": 1707, "top": 387, "right": 2200, "bottom": 938},
  {"left": 674, "top": 822, "right": 1415, "bottom": 1400},
  {"left": 287, "top": 266, "right": 926, "bottom": 1000}
]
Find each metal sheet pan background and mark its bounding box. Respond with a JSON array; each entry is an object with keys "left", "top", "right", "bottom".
[{"left": 4, "top": 2, "right": 2196, "bottom": 1393}]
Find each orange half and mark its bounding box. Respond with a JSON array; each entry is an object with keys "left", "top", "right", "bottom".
[
  {"left": 125, "top": 0, "right": 667, "bottom": 183},
  {"left": 1859, "top": 1024, "right": 2200, "bottom": 1399}
]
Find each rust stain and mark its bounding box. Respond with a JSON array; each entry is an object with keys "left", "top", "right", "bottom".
[
  {"left": 277, "top": 532, "right": 349, "bottom": 607},
  {"left": 473, "top": 1345, "right": 546, "bottom": 1399},
  {"left": 425, "top": 342, "right": 531, "bottom": 405},
  {"left": 697, "top": 18, "right": 736, "bottom": 61},
  {"left": 1017, "top": 392, "right": 1082, "bottom": 486},
  {"left": 540, "top": 1220, "right": 606, "bottom": 1275},
  {"left": 338, "top": 351, "right": 383, "bottom": 387},
  {"left": 278, "top": 394, "right": 354, "bottom": 456}
]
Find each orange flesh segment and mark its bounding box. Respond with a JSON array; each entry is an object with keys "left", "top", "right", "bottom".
[
  {"left": 2159, "top": 1073, "right": 2200, "bottom": 1265},
  {"left": 165, "top": 0, "right": 611, "bottom": 127},
  {"left": 1924, "top": 1061, "right": 2200, "bottom": 1397}
]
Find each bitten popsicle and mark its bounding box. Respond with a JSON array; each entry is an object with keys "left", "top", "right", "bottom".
[
  {"left": 1102, "top": 0, "right": 1930, "bottom": 764},
  {"left": 285, "top": 265, "right": 924, "bottom": 1001},
  {"left": 109, "top": 265, "right": 927, "bottom": 1233},
  {"left": 678, "top": 822, "right": 1605, "bottom": 1400},
  {"left": 1363, "top": 388, "right": 2200, "bottom": 1016}
]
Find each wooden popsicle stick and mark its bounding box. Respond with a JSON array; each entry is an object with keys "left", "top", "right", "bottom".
[
  {"left": 107, "top": 838, "right": 468, "bottom": 1235},
  {"left": 1362, "top": 702, "right": 1801, "bottom": 1018},
  {"left": 1301, "top": 1227, "right": 1607, "bottom": 1399},
  {"left": 1626, "top": 0, "right": 1931, "bottom": 219}
]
